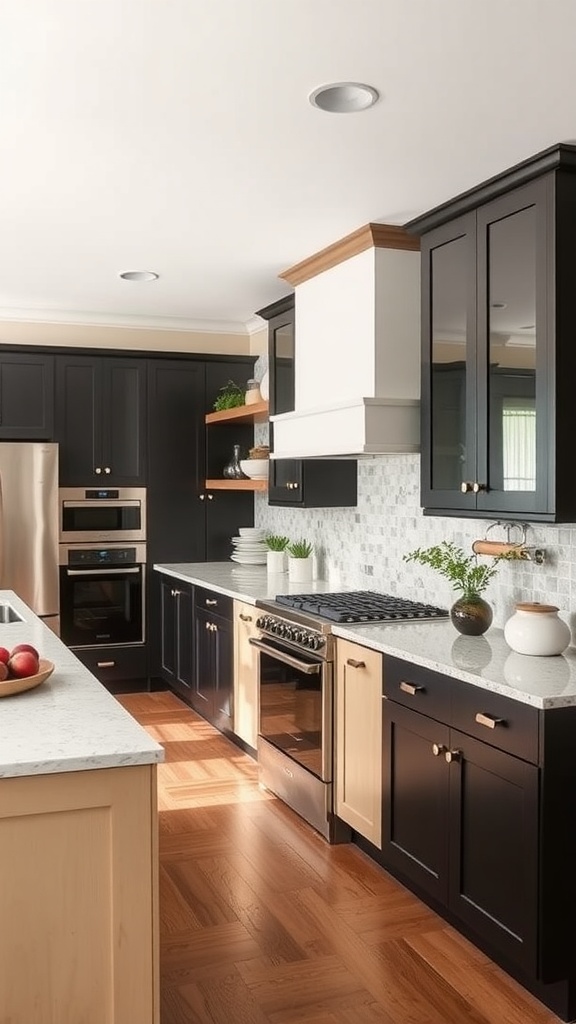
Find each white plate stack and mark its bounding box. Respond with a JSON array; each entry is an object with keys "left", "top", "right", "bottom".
[{"left": 230, "top": 527, "right": 268, "bottom": 564}]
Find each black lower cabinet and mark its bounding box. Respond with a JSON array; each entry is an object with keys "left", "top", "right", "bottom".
[
  {"left": 379, "top": 655, "right": 576, "bottom": 1021},
  {"left": 159, "top": 578, "right": 194, "bottom": 702},
  {"left": 192, "top": 589, "right": 233, "bottom": 734},
  {"left": 383, "top": 698, "right": 538, "bottom": 977},
  {"left": 74, "top": 643, "right": 149, "bottom": 694}
]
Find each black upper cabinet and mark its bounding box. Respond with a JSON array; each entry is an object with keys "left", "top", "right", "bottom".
[
  {"left": 147, "top": 357, "right": 254, "bottom": 679},
  {"left": 256, "top": 295, "right": 357, "bottom": 508},
  {"left": 0, "top": 352, "right": 54, "bottom": 439},
  {"left": 409, "top": 143, "right": 576, "bottom": 522},
  {"left": 55, "top": 354, "right": 146, "bottom": 485}
]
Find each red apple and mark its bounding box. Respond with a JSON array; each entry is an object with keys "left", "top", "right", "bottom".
[
  {"left": 8, "top": 651, "right": 39, "bottom": 678},
  {"left": 10, "top": 643, "right": 39, "bottom": 660},
  {"left": 0, "top": 662, "right": 8, "bottom": 681},
  {"left": 0, "top": 647, "right": 10, "bottom": 665}
]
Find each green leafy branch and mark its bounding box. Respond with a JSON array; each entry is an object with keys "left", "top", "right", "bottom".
[{"left": 403, "top": 541, "right": 512, "bottom": 598}]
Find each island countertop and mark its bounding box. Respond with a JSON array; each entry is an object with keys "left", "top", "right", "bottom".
[{"left": 0, "top": 590, "right": 163, "bottom": 779}]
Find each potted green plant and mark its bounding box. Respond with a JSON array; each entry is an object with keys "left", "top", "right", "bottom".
[
  {"left": 212, "top": 380, "right": 246, "bottom": 412},
  {"left": 403, "top": 541, "right": 508, "bottom": 635},
  {"left": 287, "top": 538, "right": 314, "bottom": 584},
  {"left": 265, "top": 534, "right": 290, "bottom": 574}
]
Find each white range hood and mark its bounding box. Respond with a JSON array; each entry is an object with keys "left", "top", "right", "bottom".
[{"left": 270, "top": 223, "right": 421, "bottom": 459}]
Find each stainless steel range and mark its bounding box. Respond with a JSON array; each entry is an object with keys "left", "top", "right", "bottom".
[{"left": 250, "top": 591, "right": 448, "bottom": 842}]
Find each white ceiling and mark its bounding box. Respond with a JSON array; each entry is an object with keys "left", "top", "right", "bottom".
[{"left": 2, "top": 0, "right": 576, "bottom": 334}]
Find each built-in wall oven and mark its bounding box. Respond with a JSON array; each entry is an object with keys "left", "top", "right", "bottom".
[
  {"left": 59, "top": 543, "right": 146, "bottom": 649},
  {"left": 59, "top": 487, "right": 146, "bottom": 544}
]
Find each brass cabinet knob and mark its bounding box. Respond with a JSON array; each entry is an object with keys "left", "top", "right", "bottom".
[
  {"left": 292, "top": 482, "right": 299, "bottom": 490},
  {"left": 95, "top": 467, "right": 102, "bottom": 474},
  {"left": 432, "top": 743, "right": 447, "bottom": 757},
  {"left": 472, "top": 481, "right": 486, "bottom": 493},
  {"left": 104, "top": 467, "right": 111, "bottom": 474},
  {"left": 445, "top": 749, "right": 462, "bottom": 763},
  {"left": 207, "top": 493, "right": 214, "bottom": 500},
  {"left": 199, "top": 494, "right": 206, "bottom": 501},
  {"left": 460, "top": 481, "right": 473, "bottom": 493}
]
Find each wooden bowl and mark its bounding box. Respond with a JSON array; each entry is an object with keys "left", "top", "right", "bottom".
[{"left": 0, "top": 659, "right": 55, "bottom": 697}]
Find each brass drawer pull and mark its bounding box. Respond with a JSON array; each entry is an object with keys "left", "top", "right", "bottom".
[
  {"left": 475, "top": 712, "right": 505, "bottom": 729},
  {"left": 400, "top": 681, "right": 425, "bottom": 696},
  {"left": 97, "top": 661, "right": 115, "bottom": 668},
  {"left": 432, "top": 743, "right": 447, "bottom": 757},
  {"left": 445, "top": 749, "right": 461, "bottom": 763},
  {"left": 346, "top": 658, "right": 365, "bottom": 669},
  {"left": 205, "top": 599, "right": 218, "bottom": 606},
  {"left": 239, "top": 613, "right": 253, "bottom": 622}
]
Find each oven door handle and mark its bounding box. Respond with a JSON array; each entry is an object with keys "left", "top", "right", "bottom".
[
  {"left": 248, "top": 637, "right": 321, "bottom": 674},
  {"left": 62, "top": 500, "right": 142, "bottom": 509},
  {"left": 66, "top": 567, "right": 141, "bottom": 576}
]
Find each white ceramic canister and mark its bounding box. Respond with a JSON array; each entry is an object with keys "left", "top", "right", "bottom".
[{"left": 504, "top": 602, "right": 571, "bottom": 656}]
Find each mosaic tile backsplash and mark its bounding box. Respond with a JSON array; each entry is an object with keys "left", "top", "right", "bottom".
[{"left": 251, "top": 358, "right": 576, "bottom": 634}]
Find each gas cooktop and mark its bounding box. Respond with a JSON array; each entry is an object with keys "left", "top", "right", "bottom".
[{"left": 273, "top": 590, "right": 449, "bottom": 624}]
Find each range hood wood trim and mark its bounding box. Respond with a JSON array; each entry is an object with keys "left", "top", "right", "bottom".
[{"left": 279, "top": 223, "right": 420, "bottom": 286}]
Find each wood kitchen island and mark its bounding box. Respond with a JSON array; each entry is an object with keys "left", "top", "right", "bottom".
[{"left": 0, "top": 590, "right": 163, "bottom": 1024}]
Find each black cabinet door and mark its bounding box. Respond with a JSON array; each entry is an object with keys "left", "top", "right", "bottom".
[
  {"left": 268, "top": 458, "right": 302, "bottom": 504},
  {"left": 448, "top": 729, "right": 539, "bottom": 975},
  {"left": 0, "top": 352, "right": 54, "bottom": 439},
  {"left": 475, "top": 180, "right": 549, "bottom": 516},
  {"left": 159, "top": 579, "right": 194, "bottom": 700},
  {"left": 421, "top": 214, "right": 477, "bottom": 512},
  {"left": 211, "top": 611, "right": 233, "bottom": 734},
  {"left": 100, "top": 358, "right": 147, "bottom": 484},
  {"left": 55, "top": 355, "right": 101, "bottom": 484},
  {"left": 55, "top": 354, "right": 146, "bottom": 485},
  {"left": 421, "top": 178, "right": 552, "bottom": 519},
  {"left": 192, "top": 604, "right": 233, "bottom": 731},
  {"left": 382, "top": 700, "right": 450, "bottom": 905}
]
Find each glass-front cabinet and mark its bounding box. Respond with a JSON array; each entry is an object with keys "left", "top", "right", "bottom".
[{"left": 419, "top": 171, "right": 557, "bottom": 519}]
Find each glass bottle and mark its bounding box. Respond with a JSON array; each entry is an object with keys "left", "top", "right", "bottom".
[{"left": 223, "top": 444, "right": 247, "bottom": 479}]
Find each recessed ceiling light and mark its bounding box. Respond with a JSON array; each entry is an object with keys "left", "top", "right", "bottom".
[
  {"left": 309, "top": 82, "right": 379, "bottom": 113},
  {"left": 119, "top": 271, "right": 159, "bottom": 282}
]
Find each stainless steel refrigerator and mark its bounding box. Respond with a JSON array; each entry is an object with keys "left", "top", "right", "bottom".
[{"left": 0, "top": 442, "right": 59, "bottom": 631}]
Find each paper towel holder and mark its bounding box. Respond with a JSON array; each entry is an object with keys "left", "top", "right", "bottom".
[{"left": 471, "top": 521, "right": 546, "bottom": 565}]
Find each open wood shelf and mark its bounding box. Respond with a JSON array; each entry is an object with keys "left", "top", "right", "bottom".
[
  {"left": 205, "top": 478, "right": 268, "bottom": 492},
  {"left": 205, "top": 400, "right": 268, "bottom": 425}
]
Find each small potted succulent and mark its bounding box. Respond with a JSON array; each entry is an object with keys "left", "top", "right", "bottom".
[
  {"left": 403, "top": 541, "right": 508, "bottom": 635},
  {"left": 287, "top": 538, "right": 314, "bottom": 584},
  {"left": 265, "top": 534, "right": 290, "bottom": 574}
]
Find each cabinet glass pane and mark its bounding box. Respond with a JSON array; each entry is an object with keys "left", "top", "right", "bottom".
[
  {"left": 487, "top": 206, "right": 536, "bottom": 493},
  {"left": 431, "top": 235, "right": 468, "bottom": 490},
  {"left": 272, "top": 322, "right": 294, "bottom": 415}
]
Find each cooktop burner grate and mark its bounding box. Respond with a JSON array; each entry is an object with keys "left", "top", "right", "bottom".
[{"left": 274, "top": 590, "right": 449, "bottom": 624}]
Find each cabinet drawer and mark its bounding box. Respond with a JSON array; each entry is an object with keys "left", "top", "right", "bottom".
[
  {"left": 383, "top": 655, "right": 452, "bottom": 722},
  {"left": 194, "top": 587, "right": 233, "bottom": 620},
  {"left": 451, "top": 682, "right": 539, "bottom": 763},
  {"left": 75, "top": 645, "right": 148, "bottom": 685}
]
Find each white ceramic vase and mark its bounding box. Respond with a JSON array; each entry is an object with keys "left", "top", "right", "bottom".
[
  {"left": 287, "top": 556, "right": 313, "bottom": 584},
  {"left": 266, "top": 550, "right": 286, "bottom": 574},
  {"left": 504, "top": 602, "right": 571, "bottom": 656}
]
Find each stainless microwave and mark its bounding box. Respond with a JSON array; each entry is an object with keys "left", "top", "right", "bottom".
[{"left": 59, "top": 487, "right": 147, "bottom": 544}]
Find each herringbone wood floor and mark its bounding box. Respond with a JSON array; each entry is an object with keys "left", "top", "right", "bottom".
[{"left": 118, "top": 690, "right": 559, "bottom": 1024}]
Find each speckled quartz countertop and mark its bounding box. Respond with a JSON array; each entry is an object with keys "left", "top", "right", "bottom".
[
  {"left": 0, "top": 591, "right": 163, "bottom": 779},
  {"left": 155, "top": 563, "right": 576, "bottom": 710},
  {"left": 154, "top": 562, "right": 337, "bottom": 604}
]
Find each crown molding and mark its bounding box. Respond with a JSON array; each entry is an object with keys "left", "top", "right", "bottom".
[
  {"left": 279, "top": 222, "right": 420, "bottom": 287},
  {"left": 0, "top": 307, "right": 255, "bottom": 335}
]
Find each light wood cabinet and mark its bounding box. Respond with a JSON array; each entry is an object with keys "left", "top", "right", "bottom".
[
  {"left": 0, "top": 764, "right": 158, "bottom": 1024},
  {"left": 233, "top": 599, "right": 259, "bottom": 751},
  {"left": 335, "top": 638, "right": 383, "bottom": 848}
]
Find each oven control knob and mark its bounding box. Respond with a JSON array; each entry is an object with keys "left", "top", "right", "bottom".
[
  {"left": 256, "top": 616, "right": 264, "bottom": 629},
  {"left": 310, "top": 636, "right": 320, "bottom": 650}
]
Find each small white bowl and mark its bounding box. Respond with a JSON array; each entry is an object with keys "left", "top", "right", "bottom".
[
  {"left": 238, "top": 527, "right": 266, "bottom": 538},
  {"left": 240, "top": 459, "right": 269, "bottom": 480}
]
